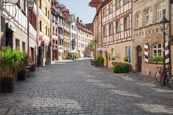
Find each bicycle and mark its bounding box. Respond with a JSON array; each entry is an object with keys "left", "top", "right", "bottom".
[
  {"left": 155, "top": 66, "right": 165, "bottom": 85},
  {"left": 165, "top": 66, "right": 173, "bottom": 88},
  {"left": 155, "top": 66, "right": 173, "bottom": 88}
]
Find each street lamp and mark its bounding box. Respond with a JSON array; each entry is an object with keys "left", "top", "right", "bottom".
[
  {"left": 27, "top": 0, "right": 34, "bottom": 56},
  {"left": 159, "top": 15, "right": 170, "bottom": 84}
]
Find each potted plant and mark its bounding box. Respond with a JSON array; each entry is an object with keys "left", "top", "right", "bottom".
[
  {"left": 95, "top": 56, "right": 104, "bottom": 67},
  {"left": 124, "top": 56, "right": 128, "bottom": 62},
  {"left": 0, "top": 47, "right": 20, "bottom": 92},
  {"left": 90, "top": 58, "right": 95, "bottom": 65},
  {"left": 17, "top": 52, "right": 28, "bottom": 81},
  {"left": 150, "top": 56, "right": 163, "bottom": 63}
]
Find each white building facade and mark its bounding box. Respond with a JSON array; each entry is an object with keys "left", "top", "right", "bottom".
[{"left": 0, "top": 0, "right": 37, "bottom": 62}]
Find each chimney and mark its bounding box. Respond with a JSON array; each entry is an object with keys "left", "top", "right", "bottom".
[{"left": 77, "top": 17, "right": 79, "bottom": 22}]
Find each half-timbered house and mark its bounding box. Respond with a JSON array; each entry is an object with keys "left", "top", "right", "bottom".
[{"left": 90, "top": 0, "right": 133, "bottom": 67}]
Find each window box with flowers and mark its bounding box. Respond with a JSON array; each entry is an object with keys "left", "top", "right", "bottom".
[{"left": 150, "top": 56, "right": 163, "bottom": 64}]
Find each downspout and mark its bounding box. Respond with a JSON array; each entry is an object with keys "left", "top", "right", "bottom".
[
  {"left": 36, "top": 0, "right": 39, "bottom": 67},
  {"left": 50, "top": 3, "right": 52, "bottom": 64},
  {"left": 169, "top": 0, "right": 172, "bottom": 74}
]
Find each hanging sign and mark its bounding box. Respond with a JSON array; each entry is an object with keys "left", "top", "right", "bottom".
[{"left": 37, "top": 35, "right": 43, "bottom": 41}]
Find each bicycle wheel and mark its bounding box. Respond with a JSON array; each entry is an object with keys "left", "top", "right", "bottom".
[
  {"left": 155, "top": 72, "right": 161, "bottom": 82},
  {"left": 165, "top": 77, "right": 173, "bottom": 88}
]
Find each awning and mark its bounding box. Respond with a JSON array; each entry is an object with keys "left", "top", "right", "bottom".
[
  {"left": 69, "top": 49, "right": 78, "bottom": 53},
  {"left": 97, "top": 48, "right": 104, "bottom": 51}
]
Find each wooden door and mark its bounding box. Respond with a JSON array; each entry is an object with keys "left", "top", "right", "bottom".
[
  {"left": 105, "top": 51, "right": 108, "bottom": 67},
  {"left": 137, "top": 46, "right": 142, "bottom": 72}
]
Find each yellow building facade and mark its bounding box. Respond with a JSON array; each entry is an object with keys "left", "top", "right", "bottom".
[{"left": 37, "top": 0, "right": 51, "bottom": 66}]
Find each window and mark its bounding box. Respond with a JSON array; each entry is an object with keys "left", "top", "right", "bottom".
[
  {"left": 124, "top": 0, "right": 129, "bottom": 4},
  {"left": 116, "top": 20, "right": 120, "bottom": 32},
  {"left": 125, "top": 46, "right": 128, "bottom": 56},
  {"left": 135, "top": 13, "right": 141, "bottom": 29},
  {"left": 22, "top": 42, "right": 25, "bottom": 52},
  {"left": 39, "top": 0, "right": 42, "bottom": 9},
  {"left": 15, "top": 39, "right": 20, "bottom": 49},
  {"left": 145, "top": 10, "right": 149, "bottom": 25},
  {"left": 56, "top": 28, "right": 58, "bottom": 33},
  {"left": 48, "top": 10, "right": 50, "bottom": 19},
  {"left": 144, "top": 8, "right": 152, "bottom": 25},
  {"left": 45, "top": 7, "right": 47, "bottom": 16},
  {"left": 103, "top": 7, "right": 107, "bottom": 17},
  {"left": 20, "top": 0, "right": 26, "bottom": 12},
  {"left": 152, "top": 44, "right": 163, "bottom": 57},
  {"left": 109, "top": 23, "right": 113, "bottom": 35},
  {"left": 103, "top": 26, "right": 106, "bottom": 37},
  {"left": 109, "top": 3, "right": 113, "bottom": 13},
  {"left": 40, "top": 21, "right": 42, "bottom": 31},
  {"left": 156, "top": 2, "right": 166, "bottom": 22},
  {"left": 111, "top": 48, "right": 115, "bottom": 59},
  {"left": 124, "top": 16, "right": 129, "bottom": 30},
  {"left": 116, "top": 0, "right": 120, "bottom": 9}
]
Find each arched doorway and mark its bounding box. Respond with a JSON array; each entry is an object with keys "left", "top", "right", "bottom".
[{"left": 137, "top": 46, "right": 142, "bottom": 72}]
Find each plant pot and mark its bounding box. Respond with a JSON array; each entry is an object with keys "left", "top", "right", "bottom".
[
  {"left": 90, "top": 60, "right": 95, "bottom": 65},
  {"left": 17, "top": 70, "right": 26, "bottom": 81},
  {"left": 0, "top": 77, "right": 15, "bottom": 93},
  {"left": 95, "top": 63, "right": 104, "bottom": 67}
]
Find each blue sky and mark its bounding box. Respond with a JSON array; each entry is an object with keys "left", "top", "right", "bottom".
[{"left": 59, "top": 0, "right": 96, "bottom": 24}]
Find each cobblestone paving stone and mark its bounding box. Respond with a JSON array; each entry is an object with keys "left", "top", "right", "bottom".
[{"left": 0, "top": 59, "right": 173, "bottom": 115}]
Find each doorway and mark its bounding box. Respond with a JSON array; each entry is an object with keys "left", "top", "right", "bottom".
[
  {"left": 137, "top": 46, "right": 142, "bottom": 72},
  {"left": 105, "top": 51, "right": 108, "bottom": 67}
]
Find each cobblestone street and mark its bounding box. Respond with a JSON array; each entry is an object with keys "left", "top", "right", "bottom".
[{"left": 0, "top": 59, "right": 173, "bottom": 115}]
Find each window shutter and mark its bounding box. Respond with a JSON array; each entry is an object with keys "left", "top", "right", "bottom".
[
  {"left": 144, "top": 44, "right": 149, "bottom": 63},
  {"left": 128, "top": 46, "right": 131, "bottom": 63}
]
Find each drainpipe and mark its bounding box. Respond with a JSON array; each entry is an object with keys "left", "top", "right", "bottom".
[{"left": 169, "top": 0, "right": 172, "bottom": 74}]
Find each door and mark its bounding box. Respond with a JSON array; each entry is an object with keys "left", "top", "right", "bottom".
[
  {"left": 137, "top": 46, "right": 142, "bottom": 72},
  {"left": 105, "top": 51, "right": 108, "bottom": 67}
]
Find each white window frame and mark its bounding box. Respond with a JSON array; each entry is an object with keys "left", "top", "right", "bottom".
[
  {"left": 116, "top": 20, "right": 120, "bottom": 32},
  {"left": 124, "top": 0, "right": 129, "bottom": 4},
  {"left": 152, "top": 44, "right": 163, "bottom": 57},
  {"left": 156, "top": 2, "right": 166, "bottom": 22},
  {"left": 124, "top": 16, "right": 129, "bottom": 30},
  {"left": 116, "top": 0, "right": 120, "bottom": 9},
  {"left": 109, "top": 23, "right": 113, "bottom": 35},
  {"left": 135, "top": 13, "right": 140, "bottom": 29},
  {"left": 109, "top": 3, "right": 113, "bottom": 13}
]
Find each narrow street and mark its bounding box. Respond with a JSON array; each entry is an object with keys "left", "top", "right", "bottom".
[{"left": 0, "top": 59, "right": 173, "bottom": 115}]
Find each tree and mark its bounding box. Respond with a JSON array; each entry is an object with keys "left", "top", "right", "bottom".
[{"left": 89, "top": 40, "right": 94, "bottom": 51}]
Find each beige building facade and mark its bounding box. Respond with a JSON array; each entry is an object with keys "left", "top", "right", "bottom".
[
  {"left": 133, "top": 0, "right": 173, "bottom": 75},
  {"left": 90, "top": 0, "right": 133, "bottom": 67},
  {"left": 76, "top": 17, "right": 94, "bottom": 57}
]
